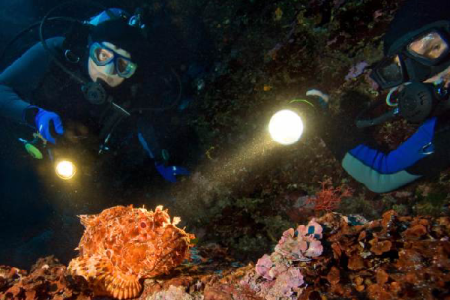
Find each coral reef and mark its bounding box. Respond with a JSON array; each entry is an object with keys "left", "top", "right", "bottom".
[
  {"left": 0, "top": 256, "right": 92, "bottom": 299},
  {"left": 67, "top": 205, "right": 195, "bottom": 299},
  {"left": 2, "top": 211, "right": 448, "bottom": 300}
]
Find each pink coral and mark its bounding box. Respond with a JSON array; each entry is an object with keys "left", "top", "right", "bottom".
[
  {"left": 279, "top": 228, "right": 295, "bottom": 244},
  {"left": 256, "top": 254, "right": 273, "bottom": 280},
  {"left": 305, "top": 240, "right": 324, "bottom": 257},
  {"left": 297, "top": 219, "right": 323, "bottom": 239},
  {"left": 275, "top": 219, "right": 324, "bottom": 260},
  {"left": 265, "top": 267, "right": 304, "bottom": 300},
  {"left": 251, "top": 219, "right": 323, "bottom": 299}
]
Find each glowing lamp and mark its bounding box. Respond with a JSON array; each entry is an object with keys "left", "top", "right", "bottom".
[
  {"left": 55, "top": 160, "right": 76, "bottom": 180},
  {"left": 269, "top": 109, "right": 304, "bottom": 145}
]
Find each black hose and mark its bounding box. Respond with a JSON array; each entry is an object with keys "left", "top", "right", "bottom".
[
  {"left": 39, "top": 17, "right": 87, "bottom": 85},
  {"left": 355, "top": 99, "right": 398, "bottom": 128},
  {"left": 4, "top": 0, "right": 185, "bottom": 152},
  {"left": 0, "top": 17, "right": 73, "bottom": 64},
  {"left": 38, "top": 0, "right": 109, "bottom": 85}
]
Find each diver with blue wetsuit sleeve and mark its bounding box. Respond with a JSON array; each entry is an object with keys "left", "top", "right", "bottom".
[
  {"left": 0, "top": 37, "right": 65, "bottom": 144},
  {"left": 302, "top": 0, "right": 450, "bottom": 193},
  {"left": 0, "top": 7, "right": 189, "bottom": 183}
]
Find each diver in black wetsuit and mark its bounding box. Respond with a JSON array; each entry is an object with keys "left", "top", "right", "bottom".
[
  {"left": 302, "top": 0, "right": 450, "bottom": 193},
  {"left": 0, "top": 8, "right": 189, "bottom": 183}
]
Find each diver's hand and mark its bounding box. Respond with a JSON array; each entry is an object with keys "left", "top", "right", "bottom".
[
  {"left": 155, "top": 162, "right": 190, "bottom": 183},
  {"left": 33, "top": 107, "right": 64, "bottom": 144},
  {"left": 306, "top": 89, "right": 329, "bottom": 110}
]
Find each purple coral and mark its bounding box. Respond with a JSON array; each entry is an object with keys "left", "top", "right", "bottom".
[{"left": 345, "top": 61, "right": 369, "bottom": 81}]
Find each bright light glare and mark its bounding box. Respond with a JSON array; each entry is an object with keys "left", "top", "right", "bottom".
[
  {"left": 269, "top": 109, "right": 304, "bottom": 145},
  {"left": 55, "top": 160, "right": 76, "bottom": 180}
]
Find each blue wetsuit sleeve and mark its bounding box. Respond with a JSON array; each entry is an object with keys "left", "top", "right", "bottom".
[
  {"left": 0, "top": 37, "right": 64, "bottom": 123},
  {"left": 341, "top": 117, "right": 437, "bottom": 193}
]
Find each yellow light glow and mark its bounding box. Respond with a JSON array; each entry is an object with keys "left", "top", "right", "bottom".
[
  {"left": 55, "top": 160, "right": 76, "bottom": 180},
  {"left": 269, "top": 109, "right": 304, "bottom": 145}
]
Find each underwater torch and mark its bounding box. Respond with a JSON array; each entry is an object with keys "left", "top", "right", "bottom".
[
  {"left": 19, "top": 131, "right": 78, "bottom": 181},
  {"left": 268, "top": 109, "right": 304, "bottom": 145},
  {"left": 55, "top": 160, "right": 77, "bottom": 180},
  {"left": 269, "top": 91, "right": 330, "bottom": 145}
]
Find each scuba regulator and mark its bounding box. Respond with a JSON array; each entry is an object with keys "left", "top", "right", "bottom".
[
  {"left": 356, "top": 80, "right": 450, "bottom": 128},
  {"left": 5, "top": 2, "right": 146, "bottom": 160},
  {"left": 396, "top": 81, "right": 450, "bottom": 123},
  {"left": 3, "top": 1, "right": 182, "bottom": 167},
  {"left": 358, "top": 19, "right": 450, "bottom": 128}
]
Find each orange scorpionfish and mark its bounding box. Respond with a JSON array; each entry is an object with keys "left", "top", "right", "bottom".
[{"left": 68, "top": 205, "right": 194, "bottom": 299}]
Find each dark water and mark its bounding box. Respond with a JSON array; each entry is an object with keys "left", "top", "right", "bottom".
[{"left": 0, "top": 0, "right": 210, "bottom": 269}]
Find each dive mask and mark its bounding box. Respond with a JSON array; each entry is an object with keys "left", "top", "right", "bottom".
[
  {"left": 89, "top": 42, "right": 138, "bottom": 78},
  {"left": 371, "top": 21, "right": 450, "bottom": 90}
]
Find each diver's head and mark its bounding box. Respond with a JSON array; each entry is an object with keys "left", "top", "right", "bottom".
[
  {"left": 88, "top": 19, "right": 146, "bottom": 87},
  {"left": 372, "top": 0, "right": 450, "bottom": 89},
  {"left": 370, "top": 0, "right": 450, "bottom": 123}
]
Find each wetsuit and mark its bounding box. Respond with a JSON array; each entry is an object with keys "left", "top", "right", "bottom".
[
  {"left": 319, "top": 104, "right": 450, "bottom": 193},
  {"left": 0, "top": 37, "right": 165, "bottom": 163}
]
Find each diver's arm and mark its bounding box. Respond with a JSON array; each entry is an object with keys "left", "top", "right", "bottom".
[
  {"left": 137, "top": 117, "right": 166, "bottom": 163},
  {"left": 340, "top": 117, "right": 437, "bottom": 193},
  {"left": 0, "top": 37, "right": 64, "bottom": 123},
  {"left": 405, "top": 116, "right": 450, "bottom": 178},
  {"left": 137, "top": 117, "right": 190, "bottom": 182}
]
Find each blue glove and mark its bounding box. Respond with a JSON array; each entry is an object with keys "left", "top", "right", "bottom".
[
  {"left": 155, "top": 162, "right": 190, "bottom": 183},
  {"left": 33, "top": 107, "right": 64, "bottom": 144}
]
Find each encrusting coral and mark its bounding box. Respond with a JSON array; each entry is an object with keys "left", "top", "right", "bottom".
[
  {"left": 248, "top": 219, "right": 324, "bottom": 299},
  {"left": 67, "top": 205, "right": 195, "bottom": 299}
]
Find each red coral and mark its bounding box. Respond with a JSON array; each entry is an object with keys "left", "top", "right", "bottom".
[
  {"left": 306, "top": 179, "right": 353, "bottom": 211},
  {"left": 68, "top": 205, "right": 194, "bottom": 299}
]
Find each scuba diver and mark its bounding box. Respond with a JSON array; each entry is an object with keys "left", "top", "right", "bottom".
[
  {"left": 300, "top": 0, "right": 450, "bottom": 193},
  {"left": 0, "top": 6, "right": 190, "bottom": 183}
]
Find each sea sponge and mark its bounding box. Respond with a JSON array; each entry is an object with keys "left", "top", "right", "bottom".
[{"left": 68, "top": 205, "right": 194, "bottom": 299}]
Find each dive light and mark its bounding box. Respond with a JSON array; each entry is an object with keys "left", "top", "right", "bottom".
[
  {"left": 55, "top": 160, "right": 76, "bottom": 180},
  {"left": 269, "top": 109, "right": 304, "bottom": 145},
  {"left": 20, "top": 132, "right": 77, "bottom": 181}
]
